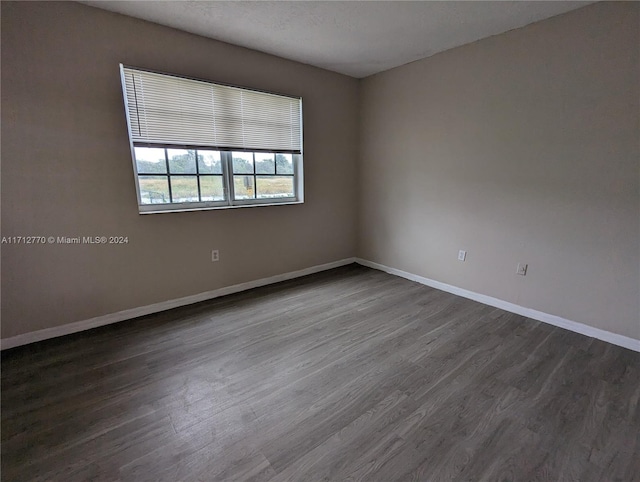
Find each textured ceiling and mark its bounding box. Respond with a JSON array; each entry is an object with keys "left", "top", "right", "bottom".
[{"left": 82, "top": 1, "right": 593, "bottom": 78}]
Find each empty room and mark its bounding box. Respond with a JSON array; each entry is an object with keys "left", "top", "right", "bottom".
[{"left": 1, "top": 1, "right": 638, "bottom": 480}]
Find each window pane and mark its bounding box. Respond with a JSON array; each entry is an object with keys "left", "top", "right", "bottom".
[
  {"left": 255, "top": 153, "right": 275, "bottom": 174},
  {"left": 135, "top": 147, "right": 166, "bottom": 174},
  {"left": 232, "top": 152, "right": 254, "bottom": 174},
  {"left": 138, "top": 176, "right": 170, "bottom": 204},
  {"left": 200, "top": 176, "right": 225, "bottom": 201},
  {"left": 170, "top": 176, "right": 199, "bottom": 202},
  {"left": 167, "top": 149, "right": 196, "bottom": 174},
  {"left": 256, "top": 176, "right": 294, "bottom": 199},
  {"left": 276, "top": 153, "right": 293, "bottom": 174},
  {"left": 234, "top": 176, "right": 255, "bottom": 199},
  {"left": 198, "top": 150, "right": 222, "bottom": 174}
]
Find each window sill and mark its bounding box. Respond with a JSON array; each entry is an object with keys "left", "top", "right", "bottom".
[{"left": 139, "top": 199, "right": 304, "bottom": 215}]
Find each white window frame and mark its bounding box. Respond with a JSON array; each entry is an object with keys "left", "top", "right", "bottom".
[{"left": 119, "top": 65, "right": 304, "bottom": 214}]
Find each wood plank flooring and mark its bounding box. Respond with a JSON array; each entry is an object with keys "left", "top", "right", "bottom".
[{"left": 2, "top": 264, "right": 639, "bottom": 481}]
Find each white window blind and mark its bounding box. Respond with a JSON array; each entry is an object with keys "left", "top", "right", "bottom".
[{"left": 121, "top": 66, "right": 302, "bottom": 153}]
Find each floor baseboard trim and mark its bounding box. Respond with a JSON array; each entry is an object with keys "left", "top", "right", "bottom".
[
  {"left": 1, "top": 257, "right": 357, "bottom": 350},
  {"left": 355, "top": 258, "right": 640, "bottom": 353}
]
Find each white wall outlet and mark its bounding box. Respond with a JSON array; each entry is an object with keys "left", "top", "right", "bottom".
[
  {"left": 211, "top": 249, "right": 219, "bottom": 262},
  {"left": 458, "top": 250, "right": 466, "bottom": 261},
  {"left": 516, "top": 263, "right": 527, "bottom": 276}
]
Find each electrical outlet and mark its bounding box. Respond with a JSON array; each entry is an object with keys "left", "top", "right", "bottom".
[
  {"left": 516, "top": 263, "right": 527, "bottom": 276},
  {"left": 211, "top": 249, "right": 219, "bottom": 262},
  {"left": 458, "top": 250, "right": 466, "bottom": 262}
]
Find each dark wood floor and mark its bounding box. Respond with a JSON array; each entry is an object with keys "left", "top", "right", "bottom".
[{"left": 2, "top": 265, "right": 639, "bottom": 481}]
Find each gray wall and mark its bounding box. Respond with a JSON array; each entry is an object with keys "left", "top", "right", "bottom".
[
  {"left": 358, "top": 2, "right": 639, "bottom": 339},
  {"left": 1, "top": 2, "right": 359, "bottom": 338}
]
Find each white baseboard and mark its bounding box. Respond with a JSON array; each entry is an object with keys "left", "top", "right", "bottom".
[
  {"left": 1, "top": 257, "right": 356, "bottom": 350},
  {"left": 355, "top": 258, "right": 640, "bottom": 353},
  {"left": 5, "top": 256, "right": 638, "bottom": 353}
]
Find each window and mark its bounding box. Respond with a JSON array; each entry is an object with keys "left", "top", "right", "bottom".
[{"left": 120, "top": 65, "right": 303, "bottom": 213}]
